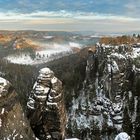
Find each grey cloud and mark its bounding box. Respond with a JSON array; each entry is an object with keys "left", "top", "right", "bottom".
[{"left": 124, "top": 1, "right": 140, "bottom": 17}]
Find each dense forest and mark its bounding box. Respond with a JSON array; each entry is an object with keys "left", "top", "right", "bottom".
[
  {"left": 1, "top": 35, "right": 140, "bottom": 139},
  {"left": 0, "top": 47, "right": 88, "bottom": 110}
]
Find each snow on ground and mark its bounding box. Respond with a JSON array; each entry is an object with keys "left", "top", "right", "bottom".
[
  {"left": 76, "top": 114, "right": 91, "bottom": 129},
  {"left": 4, "top": 42, "right": 82, "bottom": 65},
  {"left": 5, "top": 54, "right": 34, "bottom": 65},
  {"left": 115, "top": 132, "right": 130, "bottom": 140},
  {"left": 0, "top": 77, "right": 10, "bottom": 96},
  {"left": 111, "top": 53, "right": 126, "bottom": 59},
  {"left": 4, "top": 50, "right": 69, "bottom": 65},
  {"left": 106, "top": 44, "right": 140, "bottom": 60},
  {"left": 132, "top": 47, "right": 140, "bottom": 58},
  {"left": 0, "top": 77, "right": 9, "bottom": 87},
  {"left": 69, "top": 42, "right": 81, "bottom": 48}
]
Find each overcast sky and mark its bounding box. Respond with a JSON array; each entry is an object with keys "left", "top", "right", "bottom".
[{"left": 0, "top": 0, "right": 140, "bottom": 33}]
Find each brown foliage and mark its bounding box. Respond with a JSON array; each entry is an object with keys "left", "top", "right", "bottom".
[{"left": 100, "top": 35, "right": 140, "bottom": 45}]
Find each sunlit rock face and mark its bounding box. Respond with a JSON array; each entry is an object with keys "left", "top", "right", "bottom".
[
  {"left": 67, "top": 43, "right": 140, "bottom": 139},
  {"left": 27, "top": 67, "right": 67, "bottom": 140},
  {"left": 0, "top": 77, "right": 35, "bottom": 140}
]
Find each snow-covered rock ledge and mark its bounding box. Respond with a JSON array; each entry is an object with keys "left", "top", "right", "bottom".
[{"left": 0, "top": 77, "right": 11, "bottom": 98}]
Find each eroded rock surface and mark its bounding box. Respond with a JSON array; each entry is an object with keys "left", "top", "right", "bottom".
[
  {"left": 27, "top": 68, "right": 67, "bottom": 140},
  {"left": 0, "top": 77, "right": 35, "bottom": 140},
  {"left": 67, "top": 43, "right": 140, "bottom": 139}
]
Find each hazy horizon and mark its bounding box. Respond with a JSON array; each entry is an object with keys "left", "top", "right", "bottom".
[{"left": 0, "top": 0, "right": 140, "bottom": 33}]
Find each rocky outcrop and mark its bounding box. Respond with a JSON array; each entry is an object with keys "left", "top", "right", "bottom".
[
  {"left": 85, "top": 48, "right": 98, "bottom": 82},
  {"left": 0, "top": 77, "right": 35, "bottom": 140},
  {"left": 67, "top": 42, "right": 140, "bottom": 139},
  {"left": 27, "top": 68, "right": 67, "bottom": 140}
]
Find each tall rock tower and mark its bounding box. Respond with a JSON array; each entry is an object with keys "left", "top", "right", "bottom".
[{"left": 27, "top": 68, "right": 67, "bottom": 140}]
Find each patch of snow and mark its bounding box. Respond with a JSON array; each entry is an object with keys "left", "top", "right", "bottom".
[
  {"left": 103, "top": 44, "right": 112, "bottom": 48},
  {"left": 46, "top": 102, "right": 57, "bottom": 106},
  {"left": 0, "top": 77, "right": 10, "bottom": 97},
  {"left": 112, "top": 102, "right": 122, "bottom": 113},
  {"left": 13, "top": 134, "right": 18, "bottom": 140},
  {"left": 0, "top": 77, "right": 9, "bottom": 87},
  {"left": 34, "top": 94, "right": 47, "bottom": 100},
  {"left": 5, "top": 40, "right": 83, "bottom": 65},
  {"left": 69, "top": 42, "right": 81, "bottom": 48},
  {"left": 5, "top": 54, "right": 34, "bottom": 65},
  {"left": 107, "top": 116, "right": 113, "bottom": 127},
  {"left": 35, "top": 85, "right": 45, "bottom": 90},
  {"left": 136, "top": 43, "right": 140, "bottom": 45},
  {"left": 20, "top": 135, "right": 23, "bottom": 138},
  {"left": 27, "top": 98, "right": 35, "bottom": 110},
  {"left": 91, "top": 35, "right": 102, "bottom": 38},
  {"left": 6, "top": 135, "right": 11, "bottom": 140},
  {"left": 76, "top": 114, "right": 90, "bottom": 129},
  {"left": 111, "top": 53, "right": 126, "bottom": 59},
  {"left": 107, "top": 59, "right": 119, "bottom": 74},
  {"left": 0, "top": 118, "right": 2, "bottom": 127},
  {"left": 128, "top": 91, "right": 132, "bottom": 100},
  {"left": 115, "top": 132, "right": 130, "bottom": 140},
  {"left": 46, "top": 135, "right": 51, "bottom": 139},
  {"left": 132, "top": 47, "right": 140, "bottom": 58},
  {"left": 51, "top": 77, "right": 58, "bottom": 84},
  {"left": 43, "top": 36, "right": 54, "bottom": 39},
  {"left": 107, "top": 63, "right": 111, "bottom": 73},
  {"left": 113, "top": 115, "right": 123, "bottom": 120},
  {"left": 12, "top": 129, "right": 16, "bottom": 135},
  {"left": 39, "top": 67, "right": 53, "bottom": 75},
  {"left": 112, "top": 60, "right": 119, "bottom": 73},
  {"left": 1, "top": 108, "right": 5, "bottom": 115}
]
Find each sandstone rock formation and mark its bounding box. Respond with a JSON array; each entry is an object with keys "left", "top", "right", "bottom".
[
  {"left": 27, "top": 68, "right": 67, "bottom": 140},
  {"left": 0, "top": 77, "right": 35, "bottom": 140},
  {"left": 67, "top": 42, "right": 140, "bottom": 139}
]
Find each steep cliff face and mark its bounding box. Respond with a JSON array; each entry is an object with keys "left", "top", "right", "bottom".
[
  {"left": 27, "top": 68, "right": 67, "bottom": 140},
  {"left": 0, "top": 77, "right": 35, "bottom": 140},
  {"left": 67, "top": 43, "right": 140, "bottom": 139}
]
